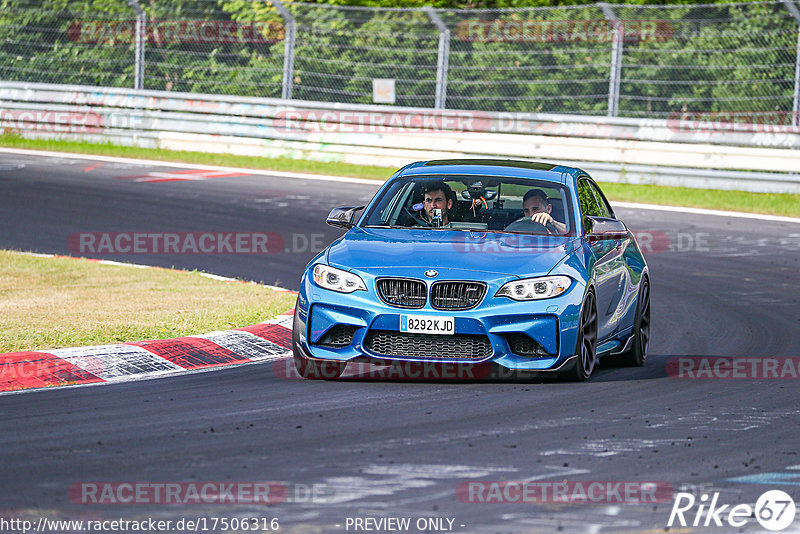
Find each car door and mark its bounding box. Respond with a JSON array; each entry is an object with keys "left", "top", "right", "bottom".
[
  {"left": 589, "top": 181, "right": 642, "bottom": 336},
  {"left": 578, "top": 178, "right": 626, "bottom": 341}
]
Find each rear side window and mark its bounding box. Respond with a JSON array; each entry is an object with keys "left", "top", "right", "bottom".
[
  {"left": 587, "top": 180, "right": 613, "bottom": 218},
  {"left": 577, "top": 179, "right": 602, "bottom": 218}
]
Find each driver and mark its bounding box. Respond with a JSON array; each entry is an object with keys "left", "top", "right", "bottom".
[
  {"left": 421, "top": 182, "right": 455, "bottom": 226},
  {"left": 523, "top": 189, "right": 567, "bottom": 235}
]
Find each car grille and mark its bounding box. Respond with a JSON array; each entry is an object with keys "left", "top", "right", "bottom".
[
  {"left": 505, "top": 333, "right": 550, "bottom": 357},
  {"left": 431, "top": 281, "right": 486, "bottom": 310},
  {"left": 376, "top": 278, "right": 426, "bottom": 308},
  {"left": 365, "top": 330, "right": 492, "bottom": 360},
  {"left": 317, "top": 324, "right": 357, "bottom": 347}
]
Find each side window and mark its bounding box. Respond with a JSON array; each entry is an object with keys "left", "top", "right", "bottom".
[
  {"left": 588, "top": 181, "right": 613, "bottom": 218},
  {"left": 577, "top": 179, "right": 602, "bottom": 218}
]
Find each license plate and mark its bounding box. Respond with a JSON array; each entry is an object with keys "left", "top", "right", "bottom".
[{"left": 400, "top": 315, "right": 454, "bottom": 335}]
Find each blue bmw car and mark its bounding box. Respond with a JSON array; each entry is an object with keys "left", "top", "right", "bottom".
[{"left": 292, "top": 159, "right": 650, "bottom": 381}]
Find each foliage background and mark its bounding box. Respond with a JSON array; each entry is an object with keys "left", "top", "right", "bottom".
[{"left": 0, "top": 0, "right": 796, "bottom": 119}]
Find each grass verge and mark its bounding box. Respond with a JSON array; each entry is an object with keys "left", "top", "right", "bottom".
[
  {"left": 0, "top": 250, "right": 297, "bottom": 353},
  {"left": 2, "top": 134, "right": 799, "bottom": 218}
]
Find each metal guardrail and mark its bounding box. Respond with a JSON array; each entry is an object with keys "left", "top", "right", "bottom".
[{"left": 1, "top": 81, "right": 799, "bottom": 194}]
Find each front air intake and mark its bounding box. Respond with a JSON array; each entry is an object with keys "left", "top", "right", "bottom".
[
  {"left": 317, "top": 325, "right": 358, "bottom": 347},
  {"left": 365, "top": 330, "right": 492, "bottom": 360},
  {"left": 504, "top": 333, "right": 551, "bottom": 357}
]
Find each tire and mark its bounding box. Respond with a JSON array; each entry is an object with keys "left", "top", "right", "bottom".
[
  {"left": 618, "top": 277, "right": 650, "bottom": 367},
  {"left": 292, "top": 303, "right": 346, "bottom": 380},
  {"left": 561, "top": 290, "right": 598, "bottom": 382}
]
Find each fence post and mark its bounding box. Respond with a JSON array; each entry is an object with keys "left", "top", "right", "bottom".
[
  {"left": 425, "top": 7, "right": 450, "bottom": 110},
  {"left": 598, "top": 2, "right": 622, "bottom": 117},
  {"left": 781, "top": 0, "right": 800, "bottom": 126},
  {"left": 126, "top": 0, "right": 145, "bottom": 90},
  {"left": 273, "top": 0, "right": 296, "bottom": 101}
]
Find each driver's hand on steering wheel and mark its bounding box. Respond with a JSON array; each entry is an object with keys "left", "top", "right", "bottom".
[
  {"left": 530, "top": 212, "right": 555, "bottom": 228},
  {"left": 530, "top": 212, "right": 565, "bottom": 235}
]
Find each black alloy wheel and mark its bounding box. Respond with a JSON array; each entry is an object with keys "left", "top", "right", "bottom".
[
  {"left": 562, "top": 290, "right": 598, "bottom": 381},
  {"left": 619, "top": 277, "right": 650, "bottom": 367}
]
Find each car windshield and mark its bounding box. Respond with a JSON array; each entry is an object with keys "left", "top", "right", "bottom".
[{"left": 361, "top": 175, "right": 573, "bottom": 236}]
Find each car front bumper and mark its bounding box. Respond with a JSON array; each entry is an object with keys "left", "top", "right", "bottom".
[{"left": 295, "top": 269, "right": 586, "bottom": 372}]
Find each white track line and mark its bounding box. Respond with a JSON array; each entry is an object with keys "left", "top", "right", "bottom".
[
  {"left": 612, "top": 201, "right": 800, "bottom": 224},
  {"left": 3, "top": 146, "right": 798, "bottom": 223}
]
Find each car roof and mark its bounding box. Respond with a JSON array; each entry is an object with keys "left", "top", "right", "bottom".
[{"left": 397, "top": 159, "right": 581, "bottom": 185}]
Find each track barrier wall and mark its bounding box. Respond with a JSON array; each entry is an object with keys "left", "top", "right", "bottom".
[{"left": 2, "top": 81, "right": 800, "bottom": 193}]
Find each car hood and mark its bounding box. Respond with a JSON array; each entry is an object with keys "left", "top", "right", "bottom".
[{"left": 327, "top": 227, "right": 577, "bottom": 279}]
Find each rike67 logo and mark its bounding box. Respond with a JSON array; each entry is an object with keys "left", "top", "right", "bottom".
[{"left": 668, "top": 490, "right": 796, "bottom": 531}]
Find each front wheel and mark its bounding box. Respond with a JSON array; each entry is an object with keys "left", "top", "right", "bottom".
[
  {"left": 560, "top": 290, "right": 598, "bottom": 382},
  {"left": 292, "top": 303, "right": 346, "bottom": 380}
]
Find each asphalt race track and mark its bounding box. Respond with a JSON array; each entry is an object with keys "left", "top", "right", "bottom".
[{"left": 1, "top": 151, "right": 800, "bottom": 533}]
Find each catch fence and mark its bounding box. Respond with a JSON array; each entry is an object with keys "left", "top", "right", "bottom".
[{"left": 1, "top": 0, "right": 799, "bottom": 123}]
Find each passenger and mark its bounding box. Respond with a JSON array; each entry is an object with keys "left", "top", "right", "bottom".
[
  {"left": 523, "top": 189, "right": 567, "bottom": 235},
  {"left": 421, "top": 182, "right": 455, "bottom": 226}
]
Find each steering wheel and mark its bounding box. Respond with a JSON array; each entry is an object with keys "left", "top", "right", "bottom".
[
  {"left": 504, "top": 218, "right": 550, "bottom": 235},
  {"left": 402, "top": 206, "right": 432, "bottom": 227}
]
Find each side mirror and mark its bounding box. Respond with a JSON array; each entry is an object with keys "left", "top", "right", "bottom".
[
  {"left": 584, "top": 216, "right": 628, "bottom": 242},
  {"left": 326, "top": 206, "right": 365, "bottom": 229}
]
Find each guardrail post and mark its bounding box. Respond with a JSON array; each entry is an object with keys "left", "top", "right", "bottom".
[
  {"left": 781, "top": 0, "right": 800, "bottom": 126},
  {"left": 126, "top": 0, "right": 145, "bottom": 90},
  {"left": 599, "top": 2, "right": 622, "bottom": 117},
  {"left": 272, "top": 0, "right": 296, "bottom": 101},
  {"left": 425, "top": 7, "right": 450, "bottom": 110}
]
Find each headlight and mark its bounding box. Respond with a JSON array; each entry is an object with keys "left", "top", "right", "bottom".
[
  {"left": 496, "top": 276, "right": 572, "bottom": 301},
  {"left": 312, "top": 264, "right": 366, "bottom": 293}
]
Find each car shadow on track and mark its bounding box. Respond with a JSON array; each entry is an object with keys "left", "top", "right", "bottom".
[
  {"left": 270, "top": 353, "right": 702, "bottom": 384},
  {"left": 588, "top": 353, "right": 673, "bottom": 382},
  {"left": 271, "top": 354, "right": 676, "bottom": 384}
]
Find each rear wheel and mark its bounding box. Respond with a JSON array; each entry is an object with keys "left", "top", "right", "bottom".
[
  {"left": 618, "top": 277, "right": 650, "bottom": 367},
  {"left": 292, "top": 304, "right": 346, "bottom": 380},
  {"left": 561, "top": 290, "right": 597, "bottom": 382}
]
